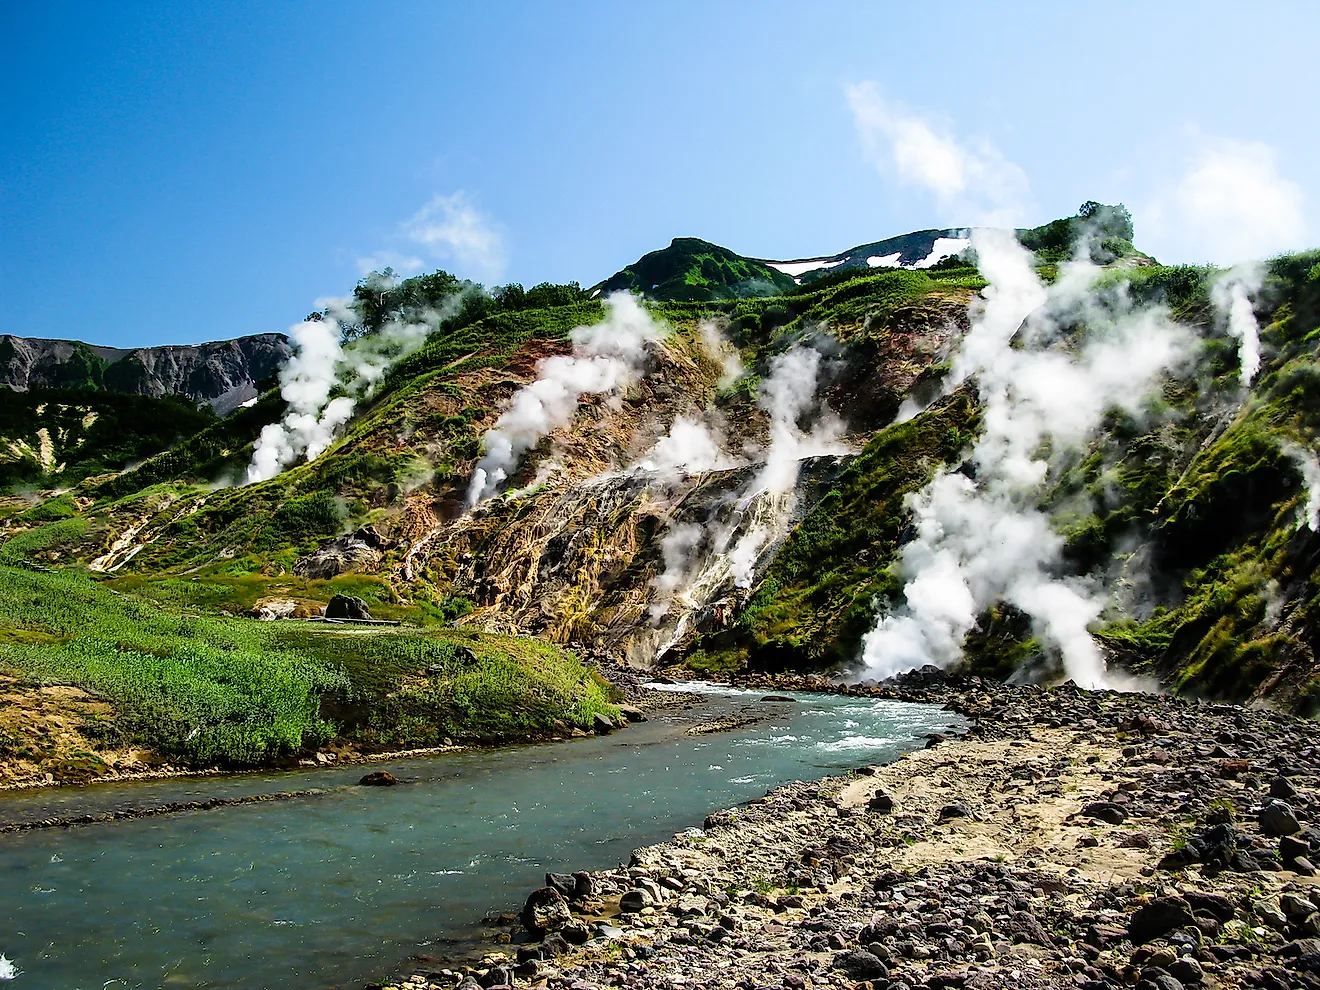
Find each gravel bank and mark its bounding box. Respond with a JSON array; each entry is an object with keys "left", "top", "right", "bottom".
[{"left": 374, "top": 671, "right": 1320, "bottom": 990}]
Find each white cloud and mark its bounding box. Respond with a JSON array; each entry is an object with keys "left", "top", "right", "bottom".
[
  {"left": 356, "top": 191, "right": 507, "bottom": 283},
  {"left": 403, "top": 192, "right": 507, "bottom": 282},
  {"left": 844, "top": 82, "right": 1032, "bottom": 225},
  {"left": 1138, "top": 137, "right": 1307, "bottom": 265}
]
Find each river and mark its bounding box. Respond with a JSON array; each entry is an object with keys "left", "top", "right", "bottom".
[{"left": 0, "top": 685, "right": 961, "bottom": 988}]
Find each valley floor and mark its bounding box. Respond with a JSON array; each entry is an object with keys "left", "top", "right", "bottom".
[{"left": 383, "top": 677, "right": 1320, "bottom": 990}]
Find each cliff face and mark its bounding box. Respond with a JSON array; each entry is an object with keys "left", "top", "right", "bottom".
[{"left": 0, "top": 333, "right": 291, "bottom": 414}]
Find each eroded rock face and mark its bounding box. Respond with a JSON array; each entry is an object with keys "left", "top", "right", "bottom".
[
  {"left": 295, "top": 527, "right": 389, "bottom": 580},
  {"left": 0, "top": 333, "right": 290, "bottom": 413}
]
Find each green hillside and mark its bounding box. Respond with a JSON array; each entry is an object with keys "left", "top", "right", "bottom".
[{"left": 4, "top": 202, "right": 1320, "bottom": 778}]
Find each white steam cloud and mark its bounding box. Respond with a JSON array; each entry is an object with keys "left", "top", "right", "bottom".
[
  {"left": 467, "top": 293, "right": 665, "bottom": 504},
  {"left": 638, "top": 417, "right": 736, "bottom": 475},
  {"left": 1283, "top": 442, "right": 1320, "bottom": 532},
  {"left": 246, "top": 294, "right": 439, "bottom": 484},
  {"left": 845, "top": 82, "right": 1031, "bottom": 225},
  {"left": 859, "top": 228, "right": 1192, "bottom": 688},
  {"left": 1210, "top": 264, "right": 1264, "bottom": 388}
]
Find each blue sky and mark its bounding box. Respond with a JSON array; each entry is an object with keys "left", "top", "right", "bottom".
[{"left": 2, "top": 1, "right": 1316, "bottom": 348}]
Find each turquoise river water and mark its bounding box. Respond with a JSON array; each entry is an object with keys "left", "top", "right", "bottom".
[{"left": 0, "top": 685, "right": 961, "bottom": 989}]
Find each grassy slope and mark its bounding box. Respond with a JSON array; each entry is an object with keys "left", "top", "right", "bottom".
[{"left": 0, "top": 562, "right": 617, "bottom": 770}]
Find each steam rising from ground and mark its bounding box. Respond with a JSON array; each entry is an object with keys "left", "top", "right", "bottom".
[
  {"left": 649, "top": 343, "right": 845, "bottom": 623},
  {"left": 859, "top": 228, "right": 1192, "bottom": 687},
  {"left": 1283, "top": 442, "right": 1320, "bottom": 532},
  {"left": 467, "top": 293, "right": 664, "bottom": 504},
  {"left": 1211, "top": 264, "right": 1264, "bottom": 387},
  {"left": 246, "top": 294, "right": 444, "bottom": 484},
  {"left": 637, "top": 417, "right": 736, "bottom": 474}
]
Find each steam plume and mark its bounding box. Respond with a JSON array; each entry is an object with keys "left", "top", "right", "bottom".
[
  {"left": 467, "top": 293, "right": 664, "bottom": 504},
  {"left": 1283, "top": 442, "right": 1320, "bottom": 532},
  {"left": 246, "top": 293, "right": 438, "bottom": 484},
  {"left": 1211, "top": 264, "right": 1264, "bottom": 387},
  {"left": 638, "top": 417, "right": 736, "bottom": 474},
  {"left": 859, "top": 228, "right": 1191, "bottom": 687}
]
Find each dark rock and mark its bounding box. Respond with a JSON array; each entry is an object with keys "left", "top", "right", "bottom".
[
  {"left": 1083, "top": 801, "right": 1128, "bottom": 825},
  {"left": 592, "top": 713, "right": 616, "bottom": 734},
  {"left": 1005, "top": 910, "right": 1054, "bottom": 946},
  {"left": 326, "top": 594, "right": 372, "bottom": 621},
  {"left": 571, "top": 870, "right": 595, "bottom": 899},
  {"left": 1281, "top": 834, "right": 1311, "bottom": 863},
  {"left": 520, "top": 886, "right": 571, "bottom": 933},
  {"left": 1262, "top": 800, "right": 1302, "bottom": 837},
  {"left": 939, "top": 802, "right": 970, "bottom": 820},
  {"left": 1184, "top": 890, "right": 1235, "bottom": 922},
  {"left": 544, "top": 872, "right": 576, "bottom": 898},
  {"left": 1272, "top": 776, "right": 1300, "bottom": 800},
  {"left": 831, "top": 949, "right": 889, "bottom": 980},
  {"left": 1130, "top": 896, "right": 1195, "bottom": 944},
  {"left": 868, "top": 791, "right": 895, "bottom": 814},
  {"left": 760, "top": 695, "right": 797, "bottom": 702},
  {"left": 1168, "top": 957, "right": 1204, "bottom": 984},
  {"left": 358, "top": 770, "right": 398, "bottom": 786}
]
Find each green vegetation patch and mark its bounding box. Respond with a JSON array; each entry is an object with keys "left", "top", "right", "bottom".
[{"left": 0, "top": 566, "right": 617, "bottom": 766}]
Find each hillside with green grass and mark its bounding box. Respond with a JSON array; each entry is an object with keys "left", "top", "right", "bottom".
[{"left": 3, "top": 201, "right": 1320, "bottom": 780}]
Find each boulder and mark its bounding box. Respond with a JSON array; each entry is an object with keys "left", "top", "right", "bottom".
[
  {"left": 592, "top": 713, "right": 616, "bottom": 734},
  {"left": 249, "top": 597, "right": 298, "bottom": 621},
  {"left": 326, "top": 594, "right": 372, "bottom": 621},
  {"left": 1129, "top": 896, "right": 1194, "bottom": 944},
  {"left": 1261, "top": 800, "right": 1302, "bottom": 837},
  {"left": 571, "top": 871, "right": 595, "bottom": 899},
  {"left": 618, "top": 888, "right": 652, "bottom": 913},
  {"left": 294, "top": 526, "right": 387, "bottom": 580},
  {"left": 760, "top": 695, "right": 797, "bottom": 703},
  {"left": 545, "top": 872, "right": 576, "bottom": 898},
  {"left": 832, "top": 949, "right": 889, "bottom": 980},
  {"left": 868, "top": 790, "right": 895, "bottom": 814},
  {"left": 521, "top": 886, "right": 571, "bottom": 933},
  {"left": 1083, "top": 801, "right": 1128, "bottom": 825},
  {"left": 358, "top": 770, "right": 398, "bottom": 786},
  {"left": 616, "top": 704, "right": 647, "bottom": 723},
  {"left": 939, "top": 802, "right": 970, "bottom": 820},
  {"left": 1271, "top": 776, "right": 1299, "bottom": 800}
]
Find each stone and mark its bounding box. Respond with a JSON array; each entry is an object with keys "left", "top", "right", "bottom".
[
  {"left": 760, "top": 695, "right": 797, "bottom": 702},
  {"left": 1282, "top": 892, "right": 1316, "bottom": 920},
  {"left": 571, "top": 870, "right": 595, "bottom": 899},
  {"left": 545, "top": 872, "right": 576, "bottom": 898},
  {"left": 1261, "top": 800, "right": 1302, "bottom": 837},
  {"left": 358, "top": 770, "right": 398, "bottom": 786},
  {"left": 1083, "top": 801, "right": 1128, "bottom": 825},
  {"left": 1253, "top": 899, "right": 1290, "bottom": 931},
  {"left": 831, "top": 949, "right": 889, "bottom": 980},
  {"left": 1168, "top": 957, "right": 1204, "bottom": 984},
  {"left": 618, "top": 888, "right": 652, "bottom": 913},
  {"left": 939, "top": 802, "right": 970, "bottom": 820},
  {"left": 592, "top": 713, "right": 616, "bottom": 734},
  {"left": 868, "top": 791, "right": 895, "bottom": 814},
  {"left": 1271, "top": 776, "right": 1299, "bottom": 800},
  {"left": 1129, "top": 896, "right": 1194, "bottom": 944},
  {"left": 325, "top": 593, "right": 372, "bottom": 621},
  {"left": 616, "top": 704, "right": 646, "bottom": 723},
  {"left": 521, "top": 886, "right": 571, "bottom": 933}
]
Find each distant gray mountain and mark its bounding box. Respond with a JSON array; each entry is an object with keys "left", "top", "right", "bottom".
[{"left": 0, "top": 333, "right": 291, "bottom": 414}]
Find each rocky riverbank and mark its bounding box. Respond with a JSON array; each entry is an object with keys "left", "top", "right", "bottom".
[{"left": 375, "top": 673, "right": 1320, "bottom": 990}]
